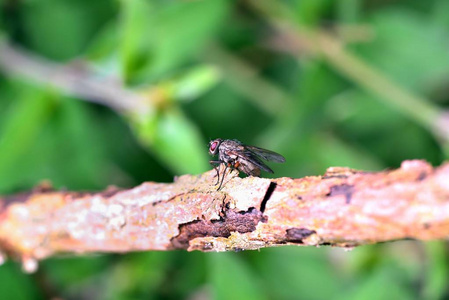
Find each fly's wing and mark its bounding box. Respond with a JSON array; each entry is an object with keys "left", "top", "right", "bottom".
[
  {"left": 238, "top": 159, "right": 261, "bottom": 177},
  {"left": 236, "top": 149, "right": 275, "bottom": 174},
  {"left": 224, "top": 148, "right": 274, "bottom": 175},
  {"left": 245, "top": 146, "right": 286, "bottom": 163}
]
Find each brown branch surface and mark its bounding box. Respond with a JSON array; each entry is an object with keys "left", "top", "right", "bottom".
[{"left": 1, "top": 160, "right": 449, "bottom": 271}]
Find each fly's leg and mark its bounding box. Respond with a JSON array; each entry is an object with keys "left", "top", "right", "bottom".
[
  {"left": 217, "top": 159, "right": 239, "bottom": 190},
  {"left": 209, "top": 160, "right": 223, "bottom": 185},
  {"left": 210, "top": 160, "right": 237, "bottom": 190},
  {"left": 217, "top": 163, "right": 229, "bottom": 191}
]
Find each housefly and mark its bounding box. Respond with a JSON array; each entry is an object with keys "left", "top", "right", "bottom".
[{"left": 208, "top": 138, "right": 285, "bottom": 190}]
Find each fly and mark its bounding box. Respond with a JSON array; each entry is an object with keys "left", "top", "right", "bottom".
[{"left": 208, "top": 138, "right": 285, "bottom": 190}]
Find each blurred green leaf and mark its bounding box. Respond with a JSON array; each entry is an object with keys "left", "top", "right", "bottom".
[
  {"left": 0, "top": 85, "right": 54, "bottom": 191},
  {"left": 42, "top": 98, "right": 121, "bottom": 189},
  {"left": 423, "top": 242, "right": 449, "bottom": 300},
  {"left": 336, "top": 0, "right": 361, "bottom": 23},
  {"left": 120, "top": 0, "right": 153, "bottom": 81},
  {"left": 433, "top": 0, "right": 449, "bottom": 27},
  {"left": 102, "top": 252, "right": 173, "bottom": 300},
  {"left": 42, "top": 256, "right": 112, "bottom": 292},
  {"left": 85, "top": 21, "right": 122, "bottom": 78},
  {"left": 358, "top": 9, "right": 449, "bottom": 92},
  {"left": 22, "top": 0, "right": 117, "bottom": 60},
  {"left": 292, "top": 0, "right": 332, "bottom": 25},
  {"left": 168, "top": 251, "right": 207, "bottom": 298},
  {"left": 327, "top": 91, "right": 443, "bottom": 166},
  {"left": 120, "top": 0, "right": 228, "bottom": 82},
  {"left": 168, "top": 65, "right": 221, "bottom": 102},
  {"left": 340, "top": 263, "right": 415, "bottom": 300},
  {"left": 130, "top": 107, "right": 209, "bottom": 174},
  {"left": 203, "top": 44, "right": 291, "bottom": 116},
  {"left": 313, "top": 133, "right": 384, "bottom": 170},
  {"left": 0, "top": 262, "right": 43, "bottom": 300},
  {"left": 254, "top": 247, "right": 343, "bottom": 300},
  {"left": 209, "top": 253, "right": 267, "bottom": 300}
]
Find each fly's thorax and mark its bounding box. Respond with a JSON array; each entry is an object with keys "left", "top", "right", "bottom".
[
  {"left": 221, "top": 139, "right": 242, "bottom": 148},
  {"left": 217, "top": 141, "right": 239, "bottom": 162},
  {"left": 219, "top": 140, "right": 244, "bottom": 153},
  {"left": 218, "top": 151, "right": 236, "bottom": 164}
]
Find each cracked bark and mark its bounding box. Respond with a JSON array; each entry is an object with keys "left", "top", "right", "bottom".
[{"left": 0, "top": 159, "right": 449, "bottom": 272}]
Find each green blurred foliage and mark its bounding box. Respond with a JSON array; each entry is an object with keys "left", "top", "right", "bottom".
[{"left": 1, "top": 0, "right": 449, "bottom": 299}]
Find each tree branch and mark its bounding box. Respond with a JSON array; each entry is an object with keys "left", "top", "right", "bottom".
[{"left": 0, "top": 160, "right": 448, "bottom": 272}]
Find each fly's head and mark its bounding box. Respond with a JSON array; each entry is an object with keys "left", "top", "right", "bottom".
[{"left": 208, "top": 138, "right": 222, "bottom": 156}]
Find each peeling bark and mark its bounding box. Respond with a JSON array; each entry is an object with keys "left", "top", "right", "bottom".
[{"left": 0, "top": 160, "right": 448, "bottom": 272}]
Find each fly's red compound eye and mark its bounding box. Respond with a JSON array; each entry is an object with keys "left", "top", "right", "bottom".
[
  {"left": 210, "top": 141, "right": 218, "bottom": 152},
  {"left": 209, "top": 138, "right": 222, "bottom": 155}
]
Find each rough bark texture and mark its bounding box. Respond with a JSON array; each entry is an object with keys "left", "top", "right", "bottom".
[{"left": 0, "top": 160, "right": 448, "bottom": 272}]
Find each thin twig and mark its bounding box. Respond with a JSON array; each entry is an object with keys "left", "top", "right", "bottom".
[{"left": 0, "top": 40, "right": 150, "bottom": 114}]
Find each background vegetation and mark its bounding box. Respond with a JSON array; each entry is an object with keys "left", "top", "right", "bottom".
[{"left": 1, "top": 0, "right": 449, "bottom": 299}]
